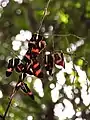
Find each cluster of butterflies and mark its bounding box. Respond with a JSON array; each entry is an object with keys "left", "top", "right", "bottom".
[{"left": 6, "top": 33, "right": 65, "bottom": 100}]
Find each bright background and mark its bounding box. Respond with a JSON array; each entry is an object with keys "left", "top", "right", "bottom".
[{"left": 0, "top": 0, "right": 90, "bottom": 120}]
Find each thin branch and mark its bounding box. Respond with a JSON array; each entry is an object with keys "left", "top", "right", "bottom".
[
  {"left": 3, "top": 98, "right": 12, "bottom": 120},
  {"left": 82, "top": 58, "right": 89, "bottom": 94},
  {"left": 72, "top": 62, "right": 77, "bottom": 90},
  {"left": 2, "top": 86, "right": 17, "bottom": 120},
  {"left": 44, "top": 33, "right": 86, "bottom": 40},
  {"left": 37, "top": 0, "right": 52, "bottom": 33},
  {"left": 4, "top": 47, "right": 19, "bottom": 59}
]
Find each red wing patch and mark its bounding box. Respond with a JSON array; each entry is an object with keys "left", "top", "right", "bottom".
[
  {"left": 15, "top": 63, "right": 24, "bottom": 73},
  {"left": 32, "top": 48, "right": 40, "bottom": 54},
  {"left": 54, "top": 53, "right": 65, "bottom": 68},
  {"left": 33, "top": 63, "right": 39, "bottom": 69},
  {"left": 6, "top": 59, "right": 14, "bottom": 77}
]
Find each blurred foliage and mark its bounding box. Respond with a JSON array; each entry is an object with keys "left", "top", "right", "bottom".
[{"left": 0, "top": 0, "right": 90, "bottom": 120}]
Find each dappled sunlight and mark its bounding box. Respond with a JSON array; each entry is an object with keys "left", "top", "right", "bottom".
[
  {"left": 41, "top": 104, "right": 46, "bottom": 110},
  {"left": 0, "top": 0, "right": 9, "bottom": 7},
  {"left": 0, "top": 90, "right": 3, "bottom": 98},
  {"left": 81, "top": 90, "right": 90, "bottom": 106},
  {"left": 20, "top": 48, "right": 27, "bottom": 56},
  {"left": 49, "top": 83, "right": 55, "bottom": 89},
  {"left": 75, "top": 65, "right": 88, "bottom": 85},
  {"left": 0, "top": 0, "right": 90, "bottom": 119},
  {"left": 27, "top": 115, "right": 33, "bottom": 120},
  {"left": 33, "top": 78, "right": 44, "bottom": 97},
  {"left": 27, "top": 76, "right": 32, "bottom": 83},
  {"left": 9, "top": 113, "right": 14, "bottom": 118},
  {"left": 54, "top": 103, "right": 64, "bottom": 118},
  {"left": 64, "top": 85, "right": 74, "bottom": 99},
  {"left": 14, "top": 0, "right": 23, "bottom": 4},
  {"left": 12, "top": 30, "right": 32, "bottom": 51},
  {"left": 16, "top": 30, "right": 32, "bottom": 42},
  {"left": 56, "top": 71, "right": 66, "bottom": 86},
  {"left": 12, "top": 40, "right": 22, "bottom": 51},
  {"left": 64, "top": 61, "right": 73, "bottom": 74},
  {"left": 75, "top": 97, "right": 80, "bottom": 104},
  {"left": 51, "top": 62, "right": 90, "bottom": 117},
  {"left": 13, "top": 102, "right": 19, "bottom": 107},
  {"left": 75, "top": 118, "right": 83, "bottom": 120},
  {"left": 51, "top": 70, "right": 66, "bottom": 102},
  {"left": 52, "top": 59, "right": 90, "bottom": 119},
  {"left": 9, "top": 29, "right": 90, "bottom": 119},
  {"left": 67, "top": 39, "right": 84, "bottom": 53},
  {"left": 76, "top": 111, "right": 82, "bottom": 117},
  {"left": 51, "top": 87, "right": 59, "bottom": 103},
  {"left": 54, "top": 99, "right": 75, "bottom": 120}
]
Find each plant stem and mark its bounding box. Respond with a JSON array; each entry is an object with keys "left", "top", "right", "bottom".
[{"left": 3, "top": 98, "right": 12, "bottom": 120}]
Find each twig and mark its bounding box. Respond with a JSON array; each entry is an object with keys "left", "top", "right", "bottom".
[
  {"left": 44, "top": 33, "right": 86, "bottom": 40},
  {"left": 67, "top": 52, "right": 78, "bottom": 91},
  {"left": 2, "top": 86, "right": 17, "bottom": 120},
  {"left": 37, "top": 0, "right": 52, "bottom": 33},
  {"left": 72, "top": 63, "right": 77, "bottom": 90},
  {"left": 82, "top": 58, "right": 89, "bottom": 94},
  {"left": 3, "top": 98, "right": 13, "bottom": 120},
  {"left": 86, "top": 72, "right": 89, "bottom": 94},
  {"left": 4, "top": 46, "right": 19, "bottom": 59}
]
